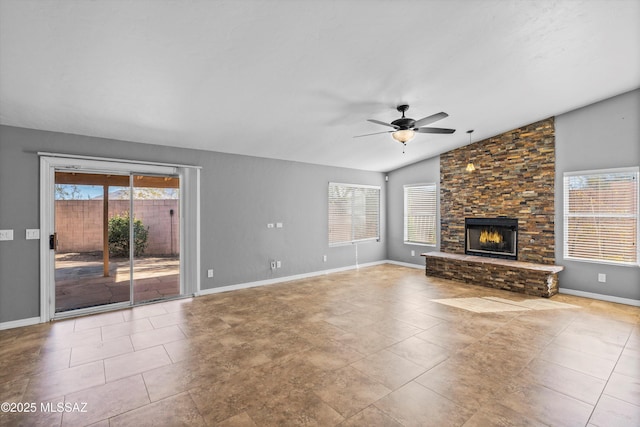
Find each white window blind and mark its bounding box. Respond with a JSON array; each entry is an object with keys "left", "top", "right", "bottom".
[
  {"left": 328, "top": 182, "right": 380, "bottom": 245},
  {"left": 564, "top": 167, "right": 639, "bottom": 266},
  {"left": 404, "top": 183, "right": 437, "bottom": 245}
]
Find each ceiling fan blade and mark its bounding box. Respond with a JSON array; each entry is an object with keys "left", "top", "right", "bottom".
[
  {"left": 413, "top": 112, "right": 448, "bottom": 128},
  {"left": 367, "top": 119, "right": 399, "bottom": 129},
  {"left": 415, "top": 127, "right": 456, "bottom": 134},
  {"left": 353, "top": 130, "right": 393, "bottom": 138}
]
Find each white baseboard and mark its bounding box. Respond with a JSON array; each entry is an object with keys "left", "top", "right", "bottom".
[
  {"left": 197, "top": 260, "right": 388, "bottom": 296},
  {"left": 559, "top": 288, "right": 640, "bottom": 307},
  {"left": 0, "top": 316, "right": 41, "bottom": 331},
  {"left": 386, "top": 260, "right": 425, "bottom": 269}
]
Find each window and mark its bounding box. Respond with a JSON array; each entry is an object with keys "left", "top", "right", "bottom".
[
  {"left": 404, "top": 183, "right": 437, "bottom": 246},
  {"left": 328, "top": 182, "right": 380, "bottom": 245},
  {"left": 564, "top": 167, "right": 639, "bottom": 266}
]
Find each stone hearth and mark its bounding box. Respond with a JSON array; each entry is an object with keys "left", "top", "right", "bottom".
[{"left": 422, "top": 252, "right": 564, "bottom": 298}]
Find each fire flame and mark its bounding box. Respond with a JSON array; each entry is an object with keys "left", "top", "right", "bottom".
[{"left": 479, "top": 229, "right": 503, "bottom": 244}]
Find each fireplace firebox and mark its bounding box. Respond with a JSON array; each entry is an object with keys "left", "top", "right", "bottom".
[{"left": 465, "top": 217, "right": 518, "bottom": 260}]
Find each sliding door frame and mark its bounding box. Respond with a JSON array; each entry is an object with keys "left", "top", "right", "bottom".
[{"left": 39, "top": 153, "right": 200, "bottom": 322}]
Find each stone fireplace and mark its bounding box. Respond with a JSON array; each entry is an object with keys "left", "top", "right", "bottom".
[
  {"left": 440, "top": 117, "right": 556, "bottom": 265},
  {"left": 421, "top": 117, "right": 564, "bottom": 298},
  {"left": 465, "top": 217, "right": 518, "bottom": 260}
]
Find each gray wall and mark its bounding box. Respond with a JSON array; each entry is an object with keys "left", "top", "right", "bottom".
[
  {"left": 555, "top": 89, "right": 640, "bottom": 301},
  {"left": 2, "top": 89, "right": 638, "bottom": 323},
  {"left": 0, "top": 125, "right": 386, "bottom": 323},
  {"left": 386, "top": 156, "right": 440, "bottom": 265}
]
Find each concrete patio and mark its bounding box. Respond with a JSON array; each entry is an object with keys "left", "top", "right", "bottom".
[{"left": 55, "top": 252, "right": 180, "bottom": 312}]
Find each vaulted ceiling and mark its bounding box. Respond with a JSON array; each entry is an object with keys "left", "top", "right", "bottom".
[{"left": 1, "top": 0, "right": 638, "bottom": 172}]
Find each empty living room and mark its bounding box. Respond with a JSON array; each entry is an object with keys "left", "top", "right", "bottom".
[{"left": 0, "top": 1, "right": 638, "bottom": 426}]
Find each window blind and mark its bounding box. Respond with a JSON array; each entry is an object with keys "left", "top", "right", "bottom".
[
  {"left": 404, "top": 184, "right": 437, "bottom": 245},
  {"left": 328, "top": 183, "right": 380, "bottom": 245},
  {"left": 564, "top": 167, "right": 639, "bottom": 266}
]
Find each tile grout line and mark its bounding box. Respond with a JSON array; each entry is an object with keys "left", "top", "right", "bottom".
[{"left": 584, "top": 326, "right": 636, "bottom": 426}]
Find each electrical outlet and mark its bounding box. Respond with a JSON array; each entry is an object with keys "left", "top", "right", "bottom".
[
  {"left": 276, "top": 260, "right": 282, "bottom": 268},
  {"left": 411, "top": 250, "right": 415, "bottom": 256},
  {"left": 207, "top": 269, "right": 214, "bottom": 278},
  {"left": 0, "top": 230, "right": 13, "bottom": 241},
  {"left": 276, "top": 222, "right": 283, "bottom": 228},
  {"left": 323, "top": 255, "right": 327, "bottom": 262},
  {"left": 598, "top": 273, "right": 606, "bottom": 283}
]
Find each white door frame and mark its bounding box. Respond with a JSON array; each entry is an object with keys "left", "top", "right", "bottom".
[{"left": 39, "top": 154, "right": 200, "bottom": 322}]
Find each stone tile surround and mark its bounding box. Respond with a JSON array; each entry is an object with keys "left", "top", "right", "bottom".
[{"left": 440, "top": 117, "right": 556, "bottom": 265}]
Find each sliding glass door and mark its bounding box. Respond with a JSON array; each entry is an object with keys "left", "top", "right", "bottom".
[
  {"left": 132, "top": 174, "right": 181, "bottom": 304},
  {"left": 54, "top": 172, "right": 132, "bottom": 313},
  {"left": 44, "top": 156, "right": 193, "bottom": 318}
]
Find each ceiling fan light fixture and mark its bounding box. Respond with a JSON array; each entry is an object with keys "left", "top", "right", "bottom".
[
  {"left": 392, "top": 129, "right": 415, "bottom": 143},
  {"left": 355, "top": 105, "right": 455, "bottom": 147}
]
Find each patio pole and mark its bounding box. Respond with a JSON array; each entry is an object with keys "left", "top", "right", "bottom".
[{"left": 103, "top": 184, "right": 109, "bottom": 277}]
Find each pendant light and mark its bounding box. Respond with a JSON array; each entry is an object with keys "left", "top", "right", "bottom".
[{"left": 465, "top": 130, "right": 476, "bottom": 172}]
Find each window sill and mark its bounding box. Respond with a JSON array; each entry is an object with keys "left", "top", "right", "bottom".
[
  {"left": 563, "top": 257, "right": 639, "bottom": 268},
  {"left": 329, "top": 238, "right": 380, "bottom": 248},
  {"left": 403, "top": 242, "right": 436, "bottom": 247}
]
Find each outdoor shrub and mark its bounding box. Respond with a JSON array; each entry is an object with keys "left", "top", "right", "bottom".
[{"left": 108, "top": 212, "right": 149, "bottom": 257}]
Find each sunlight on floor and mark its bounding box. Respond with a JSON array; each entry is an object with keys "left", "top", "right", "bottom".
[{"left": 431, "top": 297, "right": 581, "bottom": 313}]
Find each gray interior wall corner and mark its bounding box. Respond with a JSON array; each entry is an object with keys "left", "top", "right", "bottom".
[
  {"left": 554, "top": 88, "right": 640, "bottom": 300},
  {"left": 385, "top": 155, "right": 441, "bottom": 265},
  {"left": 0, "top": 125, "right": 385, "bottom": 323}
]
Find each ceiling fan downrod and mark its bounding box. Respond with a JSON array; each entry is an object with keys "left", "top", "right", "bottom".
[{"left": 397, "top": 104, "right": 409, "bottom": 117}]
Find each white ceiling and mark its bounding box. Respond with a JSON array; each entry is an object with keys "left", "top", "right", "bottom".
[{"left": 1, "top": 0, "right": 638, "bottom": 172}]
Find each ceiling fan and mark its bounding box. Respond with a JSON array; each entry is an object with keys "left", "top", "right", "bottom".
[{"left": 354, "top": 104, "right": 456, "bottom": 146}]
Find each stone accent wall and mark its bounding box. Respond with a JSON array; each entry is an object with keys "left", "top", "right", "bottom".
[{"left": 440, "top": 118, "right": 556, "bottom": 264}]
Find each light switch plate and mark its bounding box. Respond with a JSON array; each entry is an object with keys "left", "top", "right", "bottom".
[
  {"left": 0, "top": 229, "right": 14, "bottom": 241},
  {"left": 26, "top": 229, "right": 40, "bottom": 240}
]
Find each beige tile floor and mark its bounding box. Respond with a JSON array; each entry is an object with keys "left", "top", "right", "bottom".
[{"left": 1, "top": 264, "right": 638, "bottom": 426}]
